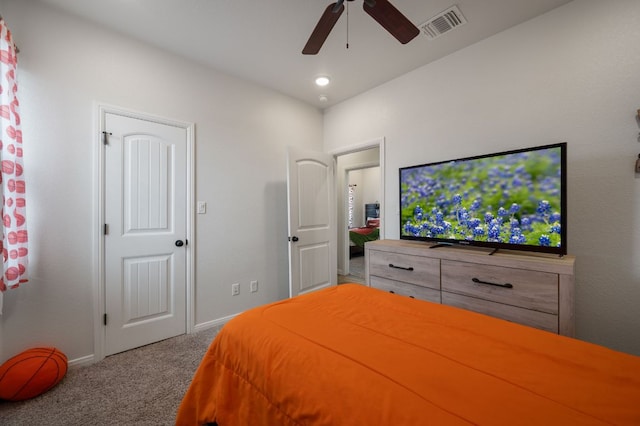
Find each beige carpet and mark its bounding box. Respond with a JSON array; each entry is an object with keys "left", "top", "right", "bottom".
[{"left": 0, "top": 326, "right": 220, "bottom": 425}]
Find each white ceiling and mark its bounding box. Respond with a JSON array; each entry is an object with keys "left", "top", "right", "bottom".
[{"left": 37, "top": 0, "right": 572, "bottom": 109}]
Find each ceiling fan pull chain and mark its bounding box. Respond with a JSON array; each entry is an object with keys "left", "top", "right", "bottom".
[{"left": 346, "top": 0, "right": 350, "bottom": 49}]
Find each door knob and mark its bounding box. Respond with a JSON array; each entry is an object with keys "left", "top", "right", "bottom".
[
  {"left": 289, "top": 236, "right": 299, "bottom": 242},
  {"left": 175, "top": 240, "right": 184, "bottom": 247}
]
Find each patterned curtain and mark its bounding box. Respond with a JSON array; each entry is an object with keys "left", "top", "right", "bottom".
[
  {"left": 348, "top": 184, "right": 356, "bottom": 229},
  {"left": 0, "top": 16, "right": 28, "bottom": 313}
]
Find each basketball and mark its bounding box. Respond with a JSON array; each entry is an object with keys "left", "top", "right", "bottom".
[{"left": 0, "top": 347, "right": 67, "bottom": 401}]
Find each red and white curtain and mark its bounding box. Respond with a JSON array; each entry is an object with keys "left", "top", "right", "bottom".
[{"left": 0, "top": 17, "right": 28, "bottom": 314}]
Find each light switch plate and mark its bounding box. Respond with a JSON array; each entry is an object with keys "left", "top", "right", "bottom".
[{"left": 197, "top": 201, "right": 207, "bottom": 214}]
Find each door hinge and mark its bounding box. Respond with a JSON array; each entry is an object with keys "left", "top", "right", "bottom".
[
  {"left": 102, "top": 131, "right": 112, "bottom": 145},
  {"left": 104, "top": 224, "right": 109, "bottom": 235},
  {"left": 103, "top": 313, "right": 108, "bottom": 326}
]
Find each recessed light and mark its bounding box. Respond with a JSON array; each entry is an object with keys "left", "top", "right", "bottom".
[{"left": 315, "top": 76, "right": 330, "bottom": 87}]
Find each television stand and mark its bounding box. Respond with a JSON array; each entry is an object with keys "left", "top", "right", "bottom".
[{"left": 365, "top": 239, "right": 576, "bottom": 336}]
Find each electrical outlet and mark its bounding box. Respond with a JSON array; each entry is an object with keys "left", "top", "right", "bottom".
[
  {"left": 250, "top": 280, "right": 258, "bottom": 293},
  {"left": 231, "top": 283, "right": 240, "bottom": 296},
  {"left": 197, "top": 201, "right": 207, "bottom": 214}
]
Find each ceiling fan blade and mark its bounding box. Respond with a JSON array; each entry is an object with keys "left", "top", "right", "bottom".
[
  {"left": 363, "top": 0, "right": 419, "bottom": 45},
  {"left": 302, "top": 3, "right": 345, "bottom": 55}
]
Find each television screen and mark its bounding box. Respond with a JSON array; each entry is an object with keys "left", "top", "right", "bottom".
[{"left": 399, "top": 143, "right": 567, "bottom": 255}]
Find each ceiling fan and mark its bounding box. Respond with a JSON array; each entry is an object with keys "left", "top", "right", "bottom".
[{"left": 302, "top": 0, "right": 420, "bottom": 55}]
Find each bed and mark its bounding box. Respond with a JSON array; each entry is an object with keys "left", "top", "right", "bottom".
[
  {"left": 177, "top": 284, "right": 640, "bottom": 425},
  {"left": 348, "top": 219, "right": 380, "bottom": 250}
]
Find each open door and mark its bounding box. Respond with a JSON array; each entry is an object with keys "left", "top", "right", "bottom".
[{"left": 287, "top": 147, "right": 337, "bottom": 297}]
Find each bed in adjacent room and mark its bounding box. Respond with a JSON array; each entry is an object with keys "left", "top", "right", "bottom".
[
  {"left": 177, "top": 284, "right": 640, "bottom": 425},
  {"left": 348, "top": 219, "right": 379, "bottom": 257}
]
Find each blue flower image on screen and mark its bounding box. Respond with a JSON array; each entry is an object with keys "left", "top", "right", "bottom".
[{"left": 400, "top": 146, "right": 563, "bottom": 249}]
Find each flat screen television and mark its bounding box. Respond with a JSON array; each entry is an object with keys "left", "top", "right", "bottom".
[{"left": 399, "top": 142, "right": 567, "bottom": 255}]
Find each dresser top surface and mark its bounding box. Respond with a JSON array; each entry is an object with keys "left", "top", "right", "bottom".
[{"left": 366, "top": 239, "right": 575, "bottom": 274}]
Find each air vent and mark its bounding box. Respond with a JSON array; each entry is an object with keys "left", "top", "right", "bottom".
[{"left": 419, "top": 5, "right": 467, "bottom": 40}]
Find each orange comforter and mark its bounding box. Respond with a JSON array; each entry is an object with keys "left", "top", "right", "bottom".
[{"left": 177, "top": 284, "right": 640, "bottom": 425}]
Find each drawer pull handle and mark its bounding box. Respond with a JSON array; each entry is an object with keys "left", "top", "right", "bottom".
[
  {"left": 388, "top": 263, "right": 414, "bottom": 271},
  {"left": 472, "top": 277, "right": 513, "bottom": 289},
  {"left": 388, "top": 290, "right": 415, "bottom": 299}
]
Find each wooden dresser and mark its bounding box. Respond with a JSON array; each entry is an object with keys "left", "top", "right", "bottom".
[{"left": 365, "top": 239, "right": 576, "bottom": 336}]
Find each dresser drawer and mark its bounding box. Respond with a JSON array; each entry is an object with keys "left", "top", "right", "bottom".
[
  {"left": 441, "top": 260, "right": 558, "bottom": 314},
  {"left": 368, "top": 250, "right": 440, "bottom": 290},
  {"left": 442, "top": 292, "right": 558, "bottom": 333},
  {"left": 365, "top": 240, "right": 575, "bottom": 336},
  {"left": 370, "top": 276, "right": 441, "bottom": 304}
]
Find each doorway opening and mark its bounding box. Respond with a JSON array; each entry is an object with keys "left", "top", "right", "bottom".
[
  {"left": 344, "top": 167, "right": 380, "bottom": 282},
  {"left": 333, "top": 138, "right": 384, "bottom": 285}
]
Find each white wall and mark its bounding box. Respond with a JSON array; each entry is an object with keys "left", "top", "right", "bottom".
[
  {"left": 325, "top": 0, "right": 640, "bottom": 355},
  {"left": 361, "top": 168, "right": 381, "bottom": 219},
  {"left": 0, "top": 0, "right": 323, "bottom": 363},
  {"left": 2, "top": 0, "right": 638, "bottom": 363}
]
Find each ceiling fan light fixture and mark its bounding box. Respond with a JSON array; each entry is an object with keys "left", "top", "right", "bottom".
[{"left": 315, "top": 76, "right": 331, "bottom": 87}]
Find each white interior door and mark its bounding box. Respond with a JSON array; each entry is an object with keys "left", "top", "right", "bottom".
[
  {"left": 104, "top": 112, "right": 188, "bottom": 356},
  {"left": 287, "top": 147, "right": 337, "bottom": 297}
]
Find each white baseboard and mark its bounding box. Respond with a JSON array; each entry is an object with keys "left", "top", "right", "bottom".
[
  {"left": 193, "top": 313, "right": 239, "bottom": 333},
  {"left": 67, "top": 354, "right": 95, "bottom": 369},
  {"left": 66, "top": 314, "right": 239, "bottom": 369}
]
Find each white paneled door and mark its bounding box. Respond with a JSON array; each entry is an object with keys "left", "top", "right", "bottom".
[
  {"left": 287, "top": 147, "right": 337, "bottom": 297},
  {"left": 104, "top": 112, "right": 188, "bottom": 356}
]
